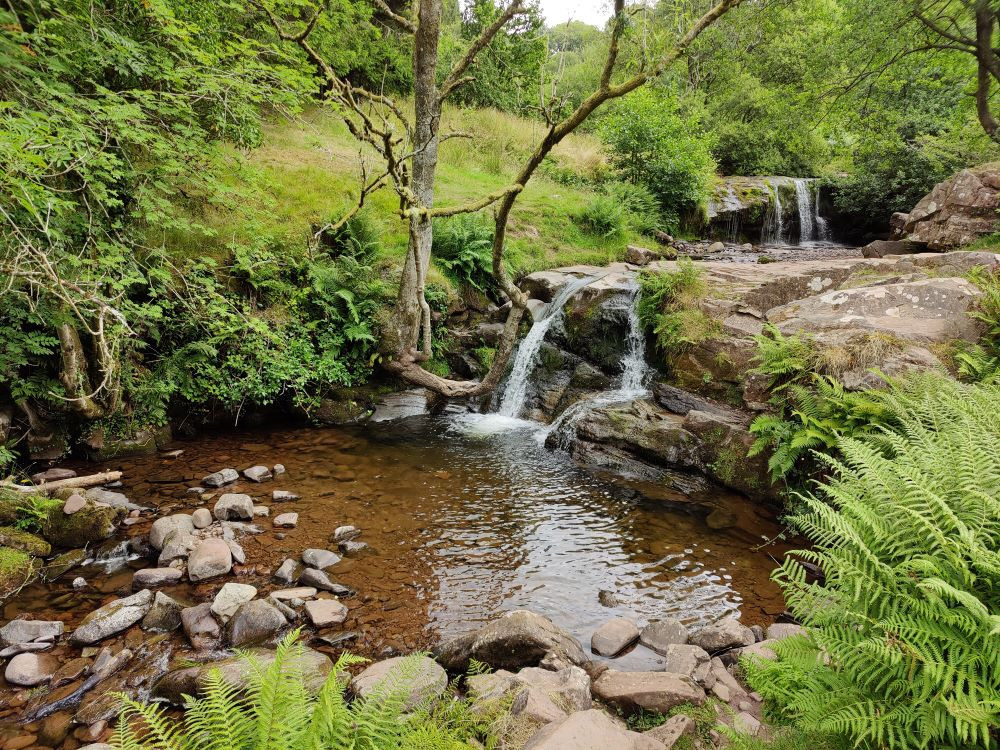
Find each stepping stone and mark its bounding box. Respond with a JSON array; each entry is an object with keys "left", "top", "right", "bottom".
[
  {"left": 591, "top": 618, "right": 640, "bottom": 656},
  {"left": 187, "top": 539, "right": 233, "bottom": 581},
  {"left": 273, "top": 513, "right": 298, "bottom": 528},
  {"left": 271, "top": 587, "right": 317, "bottom": 601},
  {"left": 639, "top": 618, "right": 688, "bottom": 654},
  {"left": 211, "top": 583, "right": 257, "bottom": 622},
  {"left": 302, "top": 548, "right": 340, "bottom": 569},
  {"left": 689, "top": 616, "right": 754, "bottom": 652},
  {"left": 304, "top": 599, "right": 348, "bottom": 627},
  {"left": 299, "top": 568, "right": 351, "bottom": 595},
  {"left": 132, "top": 568, "right": 183, "bottom": 588}
]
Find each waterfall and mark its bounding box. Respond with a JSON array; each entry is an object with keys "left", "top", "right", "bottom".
[
  {"left": 761, "top": 182, "right": 784, "bottom": 244},
  {"left": 497, "top": 274, "right": 596, "bottom": 418},
  {"left": 814, "top": 184, "right": 830, "bottom": 241},
  {"left": 794, "top": 179, "right": 814, "bottom": 242},
  {"left": 542, "top": 284, "right": 649, "bottom": 449}
]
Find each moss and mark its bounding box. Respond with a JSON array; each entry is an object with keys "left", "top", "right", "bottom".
[
  {"left": 0, "top": 546, "right": 38, "bottom": 599},
  {"left": 41, "top": 501, "right": 123, "bottom": 548},
  {"left": 473, "top": 346, "right": 496, "bottom": 370},
  {"left": 0, "top": 527, "right": 51, "bottom": 556}
]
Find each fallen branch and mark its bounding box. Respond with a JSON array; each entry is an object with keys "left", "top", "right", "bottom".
[{"left": 1, "top": 471, "right": 123, "bottom": 495}]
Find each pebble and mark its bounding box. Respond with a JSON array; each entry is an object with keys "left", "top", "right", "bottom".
[
  {"left": 243, "top": 465, "right": 273, "bottom": 482},
  {"left": 202, "top": 468, "right": 239, "bottom": 488},
  {"left": 273, "top": 464, "right": 285, "bottom": 475},
  {"left": 73, "top": 577, "right": 87, "bottom": 589},
  {"left": 299, "top": 568, "right": 351, "bottom": 595},
  {"left": 274, "top": 558, "right": 301, "bottom": 584},
  {"left": 272, "top": 490, "right": 299, "bottom": 502},
  {"left": 273, "top": 513, "right": 298, "bottom": 528},
  {"left": 253, "top": 505, "right": 270, "bottom": 517},
  {"left": 331, "top": 525, "right": 360, "bottom": 542}
]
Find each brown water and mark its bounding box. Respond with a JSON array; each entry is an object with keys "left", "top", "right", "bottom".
[{"left": 6, "top": 408, "right": 792, "bottom": 672}]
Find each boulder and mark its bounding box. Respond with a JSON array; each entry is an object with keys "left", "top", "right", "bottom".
[
  {"left": 767, "top": 623, "right": 807, "bottom": 640},
  {"left": 132, "top": 568, "right": 183, "bottom": 589},
  {"left": 149, "top": 514, "right": 195, "bottom": 550},
  {"left": 638, "top": 619, "right": 688, "bottom": 655},
  {"left": 515, "top": 665, "right": 592, "bottom": 711},
  {"left": 202, "top": 468, "right": 239, "bottom": 488},
  {"left": 592, "top": 669, "right": 705, "bottom": 714},
  {"left": 435, "top": 610, "right": 588, "bottom": 672},
  {"left": 625, "top": 245, "right": 660, "bottom": 266},
  {"left": 591, "top": 618, "right": 640, "bottom": 657},
  {"left": 154, "top": 646, "right": 332, "bottom": 704},
  {"left": 157, "top": 532, "right": 196, "bottom": 566},
  {"left": 142, "top": 591, "right": 184, "bottom": 632},
  {"left": 181, "top": 603, "right": 221, "bottom": 650},
  {"left": 226, "top": 600, "right": 287, "bottom": 647},
  {"left": 661, "top": 644, "right": 710, "bottom": 679},
  {"left": 211, "top": 582, "right": 258, "bottom": 622},
  {"left": 304, "top": 599, "right": 348, "bottom": 627},
  {"left": 524, "top": 709, "right": 645, "bottom": 750},
  {"left": 31, "top": 467, "right": 77, "bottom": 483},
  {"left": 860, "top": 239, "right": 926, "bottom": 258},
  {"left": 187, "top": 538, "right": 233, "bottom": 581},
  {"left": 243, "top": 465, "right": 272, "bottom": 482},
  {"left": 42, "top": 500, "right": 123, "bottom": 548},
  {"left": 0, "top": 527, "right": 50, "bottom": 556},
  {"left": 689, "top": 616, "right": 755, "bottom": 653},
  {"left": 299, "top": 568, "right": 351, "bottom": 595},
  {"left": 350, "top": 655, "right": 447, "bottom": 711},
  {"left": 213, "top": 493, "right": 254, "bottom": 521},
  {"left": 899, "top": 163, "right": 1000, "bottom": 249},
  {"left": 0, "top": 619, "right": 64, "bottom": 647},
  {"left": 70, "top": 589, "right": 154, "bottom": 645},
  {"left": 5, "top": 652, "right": 59, "bottom": 687},
  {"left": 302, "top": 548, "right": 340, "bottom": 570}
]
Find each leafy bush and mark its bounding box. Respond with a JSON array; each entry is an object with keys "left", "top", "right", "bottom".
[
  {"left": 638, "top": 260, "right": 719, "bottom": 359},
  {"left": 744, "top": 374, "right": 1000, "bottom": 749},
  {"left": 600, "top": 88, "right": 716, "bottom": 231},
  {"left": 114, "top": 632, "right": 499, "bottom": 750},
  {"left": 602, "top": 181, "right": 663, "bottom": 235},
  {"left": 432, "top": 213, "right": 500, "bottom": 297},
  {"left": 573, "top": 195, "right": 628, "bottom": 238}
]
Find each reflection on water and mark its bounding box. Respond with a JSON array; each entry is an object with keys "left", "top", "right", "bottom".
[{"left": 8, "top": 411, "right": 791, "bottom": 668}]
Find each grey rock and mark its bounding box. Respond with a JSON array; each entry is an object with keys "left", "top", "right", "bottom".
[
  {"left": 302, "top": 548, "right": 340, "bottom": 570},
  {"left": 187, "top": 538, "right": 233, "bottom": 581},
  {"left": 661, "top": 643, "right": 711, "bottom": 678},
  {"left": 270, "top": 587, "right": 317, "bottom": 601},
  {"left": 734, "top": 711, "right": 762, "bottom": 736},
  {"left": 436, "top": 610, "right": 588, "bottom": 672},
  {"left": 524, "top": 709, "right": 643, "bottom": 750},
  {"left": 70, "top": 589, "right": 154, "bottom": 645},
  {"left": 253, "top": 505, "right": 270, "bottom": 518},
  {"left": 63, "top": 494, "right": 87, "bottom": 514},
  {"left": 202, "top": 468, "right": 239, "bottom": 488},
  {"left": 243, "top": 465, "right": 273, "bottom": 482},
  {"left": 304, "top": 598, "right": 348, "bottom": 627},
  {"left": 0, "top": 619, "right": 64, "bottom": 647},
  {"left": 338, "top": 540, "right": 369, "bottom": 555},
  {"left": 73, "top": 576, "right": 87, "bottom": 589},
  {"left": 644, "top": 714, "right": 696, "bottom": 748},
  {"left": 689, "top": 616, "right": 755, "bottom": 653},
  {"left": 274, "top": 558, "right": 302, "bottom": 584},
  {"left": 350, "top": 655, "right": 447, "bottom": 711},
  {"left": 516, "top": 665, "right": 592, "bottom": 711},
  {"left": 331, "top": 525, "right": 360, "bottom": 542},
  {"left": 639, "top": 619, "right": 689, "bottom": 655},
  {"left": 0, "top": 642, "right": 52, "bottom": 657},
  {"left": 4, "top": 652, "right": 59, "bottom": 686},
  {"left": 31, "top": 467, "right": 77, "bottom": 483},
  {"left": 157, "top": 533, "right": 196, "bottom": 566},
  {"left": 226, "top": 539, "right": 246, "bottom": 565},
  {"left": 273, "top": 513, "right": 298, "bottom": 528},
  {"left": 593, "top": 669, "right": 705, "bottom": 714},
  {"left": 133, "top": 567, "right": 183, "bottom": 589},
  {"left": 766, "top": 623, "right": 806, "bottom": 640},
  {"left": 213, "top": 493, "right": 254, "bottom": 521},
  {"left": 191, "top": 508, "right": 213, "bottom": 529},
  {"left": 273, "top": 464, "right": 286, "bottom": 475},
  {"left": 84, "top": 487, "right": 144, "bottom": 511},
  {"left": 226, "top": 600, "right": 286, "bottom": 647},
  {"left": 211, "top": 582, "right": 258, "bottom": 622},
  {"left": 298, "top": 567, "right": 351, "bottom": 595},
  {"left": 591, "top": 618, "right": 640, "bottom": 657},
  {"left": 181, "top": 603, "right": 221, "bottom": 650},
  {"left": 142, "top": 592, "right": 184, "bottom": 632},
  {"left": 272, "top": 490, "right": 299, "bottom": 502},
  {"left": 149, "top": 514, "right": 195, "bottom": 550}
]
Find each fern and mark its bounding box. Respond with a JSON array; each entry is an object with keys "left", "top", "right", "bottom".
[
  {"left": 744, "top": 374, "right": 1000, "bottom": 749},
  {"left": 112, "top": 632, "right": 494, "bottom": 750}
]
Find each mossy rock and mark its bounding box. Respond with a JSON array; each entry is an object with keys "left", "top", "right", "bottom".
[
  {"left": 0, "top": 494, "right": 21, "bottom": 525},
  {"left": 0, "top": 546, "right": 39, "bottom": 600},
  {"left": 0, "top": 526, "right": 51, "bottom": 556},
  {"left": 41, "top": 501, "right": 124, "bottom": 548},
  {"left": 43, "top": 548, "right": 88, "bottom": 581}
]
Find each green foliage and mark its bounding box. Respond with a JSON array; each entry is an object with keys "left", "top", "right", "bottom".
[
  {"left": 601, "top": 181, "right": 663, "bottom": 236},
  {"left": 600, "top": 89, "right": 716, "bottom": 231},
  {"left": 638, "top": 260, "right": 718, "bottom": 359},
  {"left": 625, "top": 709, "right": 670, "bottom": 732},
  {"left": 957, "top": 267, "right": 1000, "bottom": 382},
  {"left": 114, "top": 631, "right": 497, "bottom": 750},
  {"left": 748, "top": 325, "right": 819, "bottom": 393},
  {"left": 744, "top": 374, "right": 1000, "bottom": 749},
  {"left": 749, "top": 375, "right": 894, "bottom": 485},
  {"left": 573, "top": 195, "right": 628, "bottom": 238},
  {"left": 432, "top": 214, "right": 501, "bottom": 298}
]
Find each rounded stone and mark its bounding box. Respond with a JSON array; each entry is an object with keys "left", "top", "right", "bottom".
[
  {"left": 4, "top": 652, "right": 59, "bottom": 686},
  {"left": 187, "top": 539, "right": 233, "bottom": 582},
  {"left": 191, "top": 508, "right": 213, "bottom": 529}
]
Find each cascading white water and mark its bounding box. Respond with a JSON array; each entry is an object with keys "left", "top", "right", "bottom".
[
  {"left": 497, "top": 274, "right": 597, "bottom": 418},
  {"left": 794, "top": 179, "right": 814, "bottom": 242},
  {"left": 762, "top": 182, "right": 784, "bottom": 244},
  {"left": 814, "top": 185, "right": 830, "bottom": 241},
  {"left": 542, "top": 284, "right": 649, "bottom": 449}
]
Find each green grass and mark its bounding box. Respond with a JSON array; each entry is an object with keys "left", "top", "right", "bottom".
[{"left": 163, "top": 104, "right": 643, "bottom": 284}]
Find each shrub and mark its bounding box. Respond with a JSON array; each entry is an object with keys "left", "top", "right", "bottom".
[
  {"left": 637, "top": 260, "right": 719, "bottom": 359},
  {"left": 113, "top": 632, "right": 499, "bottom": 750},
  {"left": 744, "top": 374, "right": 1000, "bottom": 749},
  {"left": 573, "top": 194, "right": 628, "bottom": 237},
  {"left": 600, "top": 88, "right": 716, "bottom": 231},
  {"left": 602, "top": 181, "right": 663, "bottom": 235}
]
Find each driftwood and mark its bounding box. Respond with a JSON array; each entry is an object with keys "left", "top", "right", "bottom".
[{"left": 1, "top": 470, "right": 122, "bottom": 495}]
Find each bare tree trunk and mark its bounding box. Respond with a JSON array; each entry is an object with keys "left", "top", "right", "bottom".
[
  {"left": 395, "top": 0, "right": 443, "bottom": 360},
  {"left": 56, "top": 322, "right": 103, "bottom": 419},
  {"left": 975, "top": 2, "right": 1000, "bottom": 142}
]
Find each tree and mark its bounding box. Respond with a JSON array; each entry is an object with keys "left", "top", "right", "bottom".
[{"left": 257, "top": 0, "right": 743, "bottom": 398}]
